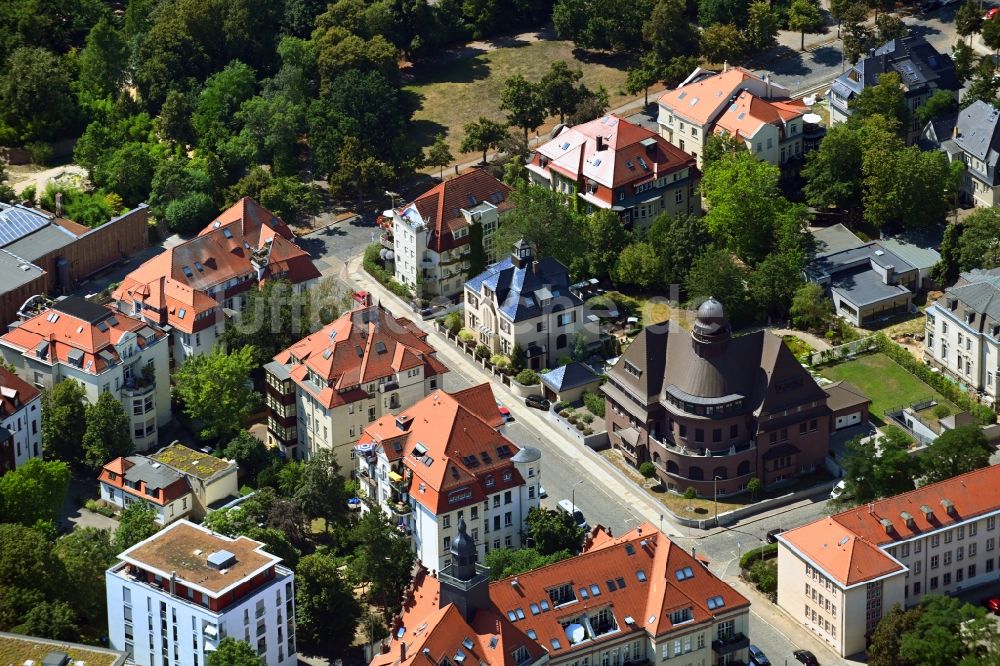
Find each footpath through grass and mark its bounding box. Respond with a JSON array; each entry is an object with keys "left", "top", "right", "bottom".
[
  {"left": 820, "top": 352, "right": 958, "bottom": 423},
  {"left": 404, "top": 38, "right": 633, "bottom": 159}
]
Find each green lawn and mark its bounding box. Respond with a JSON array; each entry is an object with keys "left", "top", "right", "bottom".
[
  {"left": 820, "top": 353, "right": 958, "bottom": 423},
  {"left": 404, "top": 38, "right": 635, "bottom": 161}
]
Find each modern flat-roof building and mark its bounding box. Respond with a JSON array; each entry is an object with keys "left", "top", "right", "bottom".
[
  {"left": 265, "top": 303, "right": 449, "bottom": 465},
  {"left": 106, "top": 520, "right": 296, "bottom": 666},
  {"left": 0, "top": 366, "right": 41, "bottom": 476},
  {"left": 113, "top": 198, "right": 320, "bottom": 367},
  {"left": 602, "top": 299, "right": 853, "bottom": 497},
  {"left": 805, "top": 242, "right": 919, "bottom": 328},
  {"left": 0, "top": 296, "right": 170, "bottom": 450},
  {"left": 388, "top": 169, "right": 514, "bottom": 301},
  {"left": 371, "top": 520, "right": 751, "bottom": 666},
  {"left": 356, "top": 383, "right": 539, "bottom": 571},
  {"left": 924, "top": 268, "right": 1000, "bottom": 406},
  {"left": 527, "top": 114, "right": 699, "bottom": 231},
  {"left": 777, "top": 464, "right": 1000, "bottom": 657},
  {"left": 0, "top": 630, "right": 127, "bottom": 666}
]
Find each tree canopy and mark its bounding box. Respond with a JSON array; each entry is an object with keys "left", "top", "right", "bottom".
[
  {"left": 41, "top": 380, "right": 88, "bottom": 466},
  {"left": 526, "top": 507, "right": 584, "bottom": 555},
  {"left": 82, "top": 391, "right": 134, "bottom": 470},
  {"left": 174, "top": 345, "right": 260, "bottom": 441}
]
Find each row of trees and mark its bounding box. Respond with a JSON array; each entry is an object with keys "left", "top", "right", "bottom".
[
  {"left": 933, "top": 206, "right": 1000, "bottom": 285},
  {"left": 42, "top": 380, "right": 134, "bottom": 470},
  {"left": 869, "top": 595, "right": 1000, "bottom": 665}
]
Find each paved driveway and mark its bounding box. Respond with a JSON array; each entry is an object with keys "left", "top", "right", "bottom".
[{"left": 59, "top": 476, "right": 118, "bottom": 534}]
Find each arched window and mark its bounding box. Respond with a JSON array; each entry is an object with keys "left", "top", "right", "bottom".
[
  {"left": 652, "top": 452, "right": 661, "bottom": 464},
  {"left": 556, "top": 334, "right": 567, "bottom": 349},
  {"left": 737, "top": 461, "right": 751, "bottom": 476},
  {"left": 688, "top": 466, "right": 704, "bottom": 481},
  {"left": 667, "top": 460, "right": 679, "bottom": 475},
  {"left": 713, "top": 466, "right": 728, "bottom": 480}
]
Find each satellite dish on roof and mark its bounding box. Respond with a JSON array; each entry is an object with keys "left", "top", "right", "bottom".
[
  {"left": 803, "top": 113, "right": 823, "bottom": 124},
  {"left": 565, "top": 624, "right": 585, "bottom": 644}
]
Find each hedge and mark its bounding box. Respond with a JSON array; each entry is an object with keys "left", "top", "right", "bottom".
[
  {"left": 362, "top": 243, "right": 413, "bottom": 301},
  {"left": 872, "top": 333, "right": 996, "bottom": 425},
  {"left": 739, "top": 542, "right": 778, "bottom": 570}
]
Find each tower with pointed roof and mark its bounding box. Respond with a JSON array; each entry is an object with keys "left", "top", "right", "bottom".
[{"left": 438, "top": 517, "right": 491, "bottom": 622}]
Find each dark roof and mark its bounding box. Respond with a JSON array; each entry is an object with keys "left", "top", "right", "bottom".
[
  {"left": 952, "top": 101, "right": 1000, "bottom": 185},
  {"left": 540, "top": 362, "right": 600, "bottom": 392},
  {"left": 824, "top": 380, "right": 870, "bottom": 412},
  {"left": 942, "top": 268, "right": 1000, "bottom": 322},
  {"left": 807, "top": 242, "right": 919, "bottom": 306},
  {"left": 465, "top": 254, "right": 582, "bottom": 323},
  {"left": 832, "top": 36, "right": 958, "bottom": 109},
  {"left": 123, "top": 455, "right": 185, "bottom": 490},
  {"left": 51, "top": 295, "right": 113, "bottom": 324}
]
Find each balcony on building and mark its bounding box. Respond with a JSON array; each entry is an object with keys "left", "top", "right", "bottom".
[{"left": 121, "top": 364, "right": 157, "bottom": 398}]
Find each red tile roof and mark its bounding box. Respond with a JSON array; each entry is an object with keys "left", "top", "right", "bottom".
[
  {"left": 781, "top": 465, "right": 1000, "bottom": 586},
  {"left": 113, "top": 198, "right": 320, "bottom": 333},
  {"left": 714, "top": 91, "right": 805, "bottom": 140},
  {"left": 530, "top": 115, "right": 696, "bottom": 190},
  {"left": 402, "top": 170, "right": 513, "bottom": 253},
  {"left": 359, "top": 383, "right": 520, "bottom": 514},
  {"left": 658, "top": 67, "right": 772, "bottom": 125},
  {"left": 274, "top": 304, "right": 449, "bottom": 410},
  {"left": 0, "top": 366, "right": 39, "bottom": 418},
  {"left": 99, "top": 456, "right": 191, "bottom": 507},
  {"left": 371, "top": 524, "right": 749, "bottom": 666}
]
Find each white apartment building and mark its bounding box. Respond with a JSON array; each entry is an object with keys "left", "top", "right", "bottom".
[
  {"left": 388, "top": 169, "right": 513, "bottom": 301},
  {"left": 924, "top": 268, "right": 1000, "bottom": 407},
  {"left": 777, "top": 464, "right": 1000, "bottom": 657},
  {"left": 356, "top": 383, "right": 541, "bottom": 571},
  {"left": 264, "top": 304, "right": 448, "bottom": 467},
  {"left": 106, "top": 520, "right": 296, "bottom": 666},
  {"left": 0, "top": 296, "right": 170, "bottom": 451},
  {"left": 0, "top": 366, "right": 41, "bottom": 476}
]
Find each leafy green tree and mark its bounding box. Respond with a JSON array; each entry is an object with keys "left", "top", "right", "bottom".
[
  {"left": 896, "top": 595, "right": 996, "bottom": 665},
  {"left": 932, "top": 222, "right": 961, "bottom": 285},
  {"left": 501, "top": 75, "right": 546, "bottom": 143},
  {"left": 952, "top": 40, "right": 977, "bottom": 86},
  {"left": 15, "top": 602, "right": 79, "bottom": 641},
  {"left": 642, "top": 0, "right": 699, "bottom": 62},
  {"left": 583, "top": 210, "right": 632, "bottom": 279},
  {"left": 749, "top": 249, "right": 806, "bottom": 319},
  {"left": 296, "top": 553, "right": 362, "bottom": 653},
  {"left": 837, "top": 427, "right": 917, "bottom": 506},
  {"left": 874, "top": 13, "right": 907, "bottom": 43},
  {"left": 745, "top": 1, "right": 780, "bottom": 53},
  {"left": 699, "top": 0, "right": 750, "bottom": 26},
  {"left": 646, "top": 213, "right": 713, "bottom": 292},
  {"left": 916, "top": 89, "right": 959, "bottom": 127},
  {"left": 235, "top": 94, "right": 305, "bottom": 176},
  {"left": 92, "top": 141, "right": 158, "bottom": 207},
  {"left": 539, "top": 61, "right": 584, "bottom": 123},
  {"left": 956, "top": 1, "right": 983, "bottom": 46},
  {"left": 78, "top": 16, "right": 127, "bottom": 101},
  {"left": 226, "top": 167, "right": 321, "bottom": 224},
  {"left": 207, "top": 637, "right": 266, "bottom": 666},
  {"left": 613, "top": 242, "right": 661, "bottom": 290},
  {"left": 788, "top": 0, "right": 825, "bottom": 50},
  {"left": 82, "top": 391, "right": 134, "bottom": 470},
  {"left": 0, "top": 458, "right": 71, "bottom": 527},
  {"left": 526, "top": 507, "right": 585, "bottom": 555},
  {"left": 702, "top": 132, "right": 746, "bottom": 170},
  {"left": 685, "top": 250, "right": 752, "bottom": 325},
  {"left": 491, "top": 186, "right": 586, "bottom": 275},
  {"left": 203, "top": 488, "right": 307, "bottom": 560},
  {"left": 790, "top": 282, "right": 831, "bottom": 330},
  {"left": 460, "top": 117, "right": 508, "bottom": 165},
  {"left": 957, "top": 207, "right": 1000, "bottom": 270},
  {"left": 921, "top": 425, "right": 991, "bottom": 484},
  {"left": 192, "top": 61, "right": 259, "bottom": 152},
  {"left": 869, "top": 603, "right": 922, "bottom": 666},
  {"left": 962, "top": 56, "right": 1000, "bottom": 108},
  {"left": 485, "top": 547, "right": 573, "bottom": 579},
  {"left": 0, "top": 47, "right": 78, "bottom": 142},
  {"left": 348, "top": 506, "right": 415, "bottom": 609},
  {"left": 984, "top": 13, "right": 1000, "bottom": 53},
  {"left": 294, "top": 449, "right": 348, "bottom": 532},
  {"left": 700, "top": 24, "right": 746, "bottom": 64},
  {"left": 114, "top": 503, "right": 160, "bottom": 552},
  {"left": 552, "top": 0, "right": 654, "bottom": 54},
  {"left": 803, "top": 124, "right": 863, "bottom": 217},
  {"left": 148, "top": 152, "right": 218, "bottom": 223},
  {"left": 222, "top": 431, "right": 273, "bottom": 485},
  {"left": 626, "top": 53, "right": 663, "bottom": 107},
  {"left": 165, "top": 192, "right": 218, "bottom": 235},
  {"left": 426, "top": 134, "right": 454, "bottom": 181},
  {"left": 174, "top": 346, "right": 259, "bottom": 441},
  {"left": 828, "top": 0, "right": 856, "bottom": 37},
  {"left": 568, "top": 84, "right": 610, "bottom": 125},
  {"left": 54, "top": 527, "right": 117, "bottom": 626},
  {"left": 0, "top": 523, "right": 69, "bottom": 630},
  {"left": 850, "top": 72, "right": 909, "bottom": 133},
  {"left": 841, "top": 2, "right": 871, "bottom": 64},
  {"left": 41, "top": 380, "right": 87, "bottom": 466}
]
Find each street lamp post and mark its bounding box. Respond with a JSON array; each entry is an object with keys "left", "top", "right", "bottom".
[
  {"left": 571, "top": 479, "right": 584, "bottom": 516},
  {"left": 714, "top": 476, "right": 723, "bottom": 527}
]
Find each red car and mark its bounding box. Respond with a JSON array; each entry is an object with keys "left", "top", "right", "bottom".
[
  {"left": 986, "top": 597, "right": 1000, "bottom": 614},
  {"left": 986, "top": 7, "right": 999, "bottom": 19},
  {"left": 498, "top": 406, "right": 512, "bottom": 422}
]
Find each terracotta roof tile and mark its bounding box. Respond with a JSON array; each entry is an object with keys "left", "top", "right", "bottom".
[{"left": 0, "top": 366, "right": 39, "bottom": 417}]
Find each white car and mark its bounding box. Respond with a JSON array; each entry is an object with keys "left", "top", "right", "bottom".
[{"left": 830, "top": 480, "right": 847, "bottom": 500}]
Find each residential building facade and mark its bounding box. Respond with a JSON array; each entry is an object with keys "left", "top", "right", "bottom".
[
  {"left": 921, "top": 100, "right": 1000, "bottom": 208},
  {"left": 602, "top": 299, "right": 842, "bottom": 497},
  {"left": 264, "top": 304, "right": 449, "bottom": 466},
  {"left": 106, "top": 520, "right": 296, "bottom": 666},
  {"left": 387, "top": 169, "right": 513, "bottom": 300},
  {"left": 0, "top": 296, "right": 170, "bottom": 451},
  {"left": 0, "top": 367, "right": 41, "bottom": 475},
  {"left": 372, "top": 520, "right": 751, "bottom": 666},
  {"left": 657, "top": 66, "right": 794, "bottom": 167},
  {"left": 356, "top": 383, "right": 540, "bottom": 571},
  {"left": 464, "top": 240, "right": 597, "bottom": 369},
  {"left": 527, "top": 114, "right": 699, "bottom": 231},
  {"left": 923, "top": 268, "right": 1000, "bottom": 406},
  {"left": 113, "top": 197, "right": 320, "bottom": 367},
  {"left": 777, "top": 465, "right": 1000, "bottom": 657},
  {"left": 830, "top": 36, "right": 959, "bottom": 142}
]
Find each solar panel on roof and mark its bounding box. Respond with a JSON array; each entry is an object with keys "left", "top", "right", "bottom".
[{"left": 0, "top": 206, "right": 49, "bottom": 247}]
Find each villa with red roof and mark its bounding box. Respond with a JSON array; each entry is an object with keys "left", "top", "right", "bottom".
[
  {"left": 657, "top": 66, "right": 805, "bottom": 168},
  {"left": 387, "top": 169, "right": 513, "bottom": 301},
  {"left": 371, "top": 519, "right": 750, "bottom": 666},
  {"left": 777, "top": 464, "right": 1000, "bottom": 657},
  {"left": 112, "top": 197, "right": 320, "bottom": 366},
  {"left": 264, "top": 303, "right": 449, "bottom": 466},
  {"left": 527, "top": 114, "right": 699, "bottom": 231},
  {"left": 0, "top": 366, "right": 41, "bottom": 476},
  {"left": 355, "top": 383, "right": 540, "bottom": 571}
]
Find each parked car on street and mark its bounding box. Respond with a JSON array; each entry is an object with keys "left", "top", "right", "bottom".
[
  {"left": 766, "top": 528, "right": 784, "bottom": 544},
  {"left": 830, "top": 480, "right": 848, "bottom": 500},
  {"left": 748, "top": 645, "right": 770, "bottom": 666},
  {"left": 793, "top": 649, "right": 819, "bottom": 665},
  {"left": 498, "top": 406, "right": 512, "bottom": 422},
  {"left": 985, "top": 597, "right": 1000, "bottom": 614},
  {"left": 525, "top": 394, "right": 551, "bottom": 410},
  {"left": 986, "top": 6, "right": 999, "bottom": 18},
  {"left": 557, "top": 499, "right": 589, "bottom": 532}
]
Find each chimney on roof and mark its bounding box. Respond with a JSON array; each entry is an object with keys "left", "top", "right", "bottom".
[
  {"left": 55, "top": 192, "right": 63, "bottom": 217},
  {"left": 396, "top": 415, "right": 414, "bottom": 431},
  {"left": 169, "top": 571, "right": 177, "bottom": 597},
  {"left": 723, "top": 61, "right": 728, "bottom": 72},
  {"left": 596, "top": 135, "right": 606, "bottom": 151},
  {"left": 764, "top": 73, "right": 771, "bottom": 99},
  {"left": 400, "top": 641, "right": 407, "bottom": 662},
  {"left": 954, "top": 124, "right": 959, "bottom": 139}
]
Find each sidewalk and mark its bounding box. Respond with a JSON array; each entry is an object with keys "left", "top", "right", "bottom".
[{"left": 343, "top": 254, "right": 688, "bottom": 537}]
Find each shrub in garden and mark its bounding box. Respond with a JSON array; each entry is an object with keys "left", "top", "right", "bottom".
[
  {"left": 639, "top": 462, "right": 656, "bottom": 478},
  {"left": 515, "top": 369, "right": 540, "bottom": 385}
]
